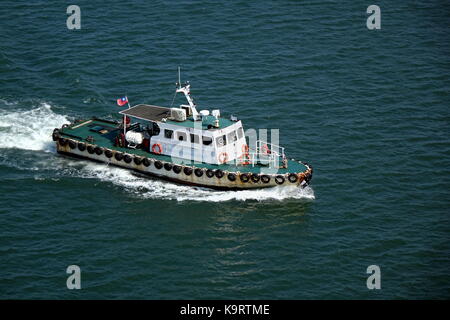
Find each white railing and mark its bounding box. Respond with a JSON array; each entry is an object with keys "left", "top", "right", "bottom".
[{"left": 238, "top": 140, "right": 286, "bottom": 168}]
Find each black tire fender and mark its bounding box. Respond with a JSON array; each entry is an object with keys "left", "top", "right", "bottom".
[
  {"left": 227, "top": 172, "right": 236, "bottom": 182},
  {"left": 94, "top": 147, "right": 103, "bottom": 155},
  {"left": 183, "top": 166, "right": 193, "bottom": 176},
  {"left": 154, "top": 161, "right": 163, "bottom": 169},
  {"left": 206, "top": 169, "right": 215, "bottom": 178},
  {"left": 124, "top": 154, "right": 132, "bottom": 163},
  {"left": 215, "top": 169, "right": 224, "bottom": 179},
  {"left": 115, "top": 152, "right": 124, "bottom": 161},
  {"left": 275, "top": 175, "right": 285, "bottom": 185},
  {"left": 288, "top": 173, "right": 298, "bottom": 183},
  {"left": 173, "top": 165, "right": 182, "bottom": 174},
  {"left": 240, "top": 173, "right": 250, "bottom": 183},
  {"left": 78, "top": 142, "right": 86, "bottom": 152},
  {"left": 261, "top": 175, "right": 270, "bottom": 184},
  {"left": 143, "top": 158, "right": 151, "bottom": 167},
  {"left": 194, "top": 168, "right": 204, "bottom": 177}
]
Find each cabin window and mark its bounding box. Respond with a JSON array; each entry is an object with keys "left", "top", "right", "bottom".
[
  {"left": 216, "top": 135, "right": 226, "bottom": 147},
  {"left": 177, "top": 132, "right": 187, "bottom": 141},
  {"left": 237, "top": 127, "right": 244, "bottom": 139},
  {"left": 202, "top": 136, "right": 213, "bottom": 146},
  {"left": 164, "top": 129, "right": 173, "bottom": 139},
  {"left": 190, "top": 134, "right": 200, "bottom": 144},
  {"left": 227, "top": 131, "right": 237, "bottom": 143}
]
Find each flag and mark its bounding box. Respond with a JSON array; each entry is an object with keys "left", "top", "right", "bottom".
[{"left": 117, "top": 96, "right": 128, "bottom": 106}]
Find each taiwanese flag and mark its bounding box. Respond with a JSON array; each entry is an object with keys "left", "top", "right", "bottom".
[{"left": 117, "top": 96, "right": 128, "bottom": 106}]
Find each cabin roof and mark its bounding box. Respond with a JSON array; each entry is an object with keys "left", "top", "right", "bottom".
[
  {"left": 120, "top": 104, "right": 238, "bottom": 130},
  {"left": 119, "top": 104, "right": 171, "bottom": 122}
]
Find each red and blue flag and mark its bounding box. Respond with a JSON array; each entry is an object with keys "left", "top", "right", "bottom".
[{"left": 117, "top": 96, "right": 128, "bottom": 106}]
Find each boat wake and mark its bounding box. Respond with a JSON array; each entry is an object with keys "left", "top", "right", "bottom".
[
  {"left": 0, "top": 101, "right": 69, "bottom": 152},
  {"left": 0, "top": 100, "right": 315, "bottom": 202}
]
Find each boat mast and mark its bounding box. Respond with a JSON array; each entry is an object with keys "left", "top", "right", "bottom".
[{"left": 176, "top": 67, "right": 200, "bottom": 120}]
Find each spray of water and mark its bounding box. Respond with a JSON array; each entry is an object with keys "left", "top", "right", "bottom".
[{"left": 0, "top": 102, "right": 69, "bottom": 151}]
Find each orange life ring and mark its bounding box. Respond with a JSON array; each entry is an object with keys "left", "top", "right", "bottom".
[
  {"left": 262, "top": 143, "right": 271, "bottom": 155},
  {"left": 152, "top": 143, "right": 162, "bottom": 154},
  {"left": 218, "top": 152, "right": 228, "bottom": 164}
]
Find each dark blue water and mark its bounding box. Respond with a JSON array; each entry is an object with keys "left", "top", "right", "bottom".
[{"left": 0, "top": 0, "right": 449, "bottom": 299}]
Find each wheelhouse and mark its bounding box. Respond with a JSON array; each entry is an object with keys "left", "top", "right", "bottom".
[{"left": 118, "top": 82, "right": 247, "bottom": 165}]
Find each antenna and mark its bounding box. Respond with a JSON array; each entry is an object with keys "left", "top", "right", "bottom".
[{"left": 178, "top": 66, "right": 181, "bottom": 88}]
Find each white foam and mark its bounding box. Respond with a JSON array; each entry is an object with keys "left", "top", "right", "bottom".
[
  {"left": 76, "top": 162, "right": 315, "bottom": 202},
  {"left": 0, "top": 102, "right": 69, "bottom": 151}
]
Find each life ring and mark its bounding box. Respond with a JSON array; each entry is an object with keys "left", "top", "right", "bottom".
[
  {"left": 154, "top": 160, "right": 163, "bottom": 169},
  {"left": 152, "top": 143, "right": 162, "bottom": 155},
  {"left": 227, "top": 172, "right": 236, "bottom": 182},
  {"left": 142, "top": 158, "right": 151, "bottom": 167},
  {"left": 240, "top": 173, "right": 250, "bottom": 183},
  {"left": 275, "top": 175, "right": 285, "bottom": 185},
  {"left": 288, "top": 173, "right": 298, "bottom": 183},
  {"left": 218, "top": 152, "right": 228, "bottom": 164},
  {"left": 262, "top": 144, "right": 271, "bottom": 155},
  {"left": 215, "top": 169, "right": 224, "bottom": 179},
  {"left": 183, "top": 167, "right": 193, "bottom": 176}
]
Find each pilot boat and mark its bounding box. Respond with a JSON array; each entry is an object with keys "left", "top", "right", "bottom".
[{"left": 52, "top": 71, "right": 313, "bottom": 190}]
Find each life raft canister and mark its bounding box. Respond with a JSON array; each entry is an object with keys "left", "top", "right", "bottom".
[{"left": 152, "top": 143, "right": 162, "bottom": 155}]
